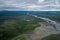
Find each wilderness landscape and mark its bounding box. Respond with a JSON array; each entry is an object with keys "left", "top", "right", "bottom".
[
  {"left": 0, "top": 11, "right": 60, "bottom": 40},
  {"left": 0, "top": 0, "right": 60, "bottom": 40}
]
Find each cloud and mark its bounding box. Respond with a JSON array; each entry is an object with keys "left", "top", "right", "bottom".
[{"left": 0, "top": 0, "right": 60, "bottom": 11}]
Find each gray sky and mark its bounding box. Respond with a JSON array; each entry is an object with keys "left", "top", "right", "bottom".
[{"left": 0, "top": 0, "right": 60, "bottom": 11}]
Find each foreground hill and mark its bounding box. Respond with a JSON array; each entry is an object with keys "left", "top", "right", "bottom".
[
  {"left": 0, "top": 11, "right": 60, "bottom": 40},
  {"left": 0, "top": 11, "right": 46, "bottom": 40}
]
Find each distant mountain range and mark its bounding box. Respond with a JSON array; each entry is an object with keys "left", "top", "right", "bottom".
[{"left": 0, "top": 11, "right": 60, "bottom": 16}]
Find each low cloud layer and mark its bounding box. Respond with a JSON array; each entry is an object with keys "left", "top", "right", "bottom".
[{"left": 0, "top": 0, "right": 60, "bottom": 11}]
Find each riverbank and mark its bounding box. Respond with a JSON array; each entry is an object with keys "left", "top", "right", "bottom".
[{"left": 12, "top": 14, "right": 60, "bottom": 40}]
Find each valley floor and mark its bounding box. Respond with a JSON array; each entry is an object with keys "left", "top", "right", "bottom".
[{"left": 12, "top": 22, "right": 59, "bottom": 40}]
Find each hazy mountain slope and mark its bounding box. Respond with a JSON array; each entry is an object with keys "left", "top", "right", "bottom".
[
  {"left": 0, "top": 11, "right": 60, "bottom": 40},
  {"left": 0, "top": 11, "right": 46, "bottom": 40}
]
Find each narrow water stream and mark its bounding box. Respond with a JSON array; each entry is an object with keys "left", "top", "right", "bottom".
[
  {"left": 12, "top": 14, "right": 60, "bottom": 40},
  {"left": 31, "top": 15, "right": 60, "bottom": 31},
  {"left": 26, "top": 14, "right": 60, "bottom": 40}
]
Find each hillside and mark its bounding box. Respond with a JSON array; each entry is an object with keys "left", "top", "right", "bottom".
[
  {"left": 0, "top": 11, "right": 60, "bottom": 40},
  {"left": 0, "top": 11, "right": 46, "bottom": 40}
]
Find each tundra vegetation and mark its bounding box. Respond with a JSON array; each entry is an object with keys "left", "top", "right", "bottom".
[{"left": 0, "top": 11, "right": 60, "bottom": 40}]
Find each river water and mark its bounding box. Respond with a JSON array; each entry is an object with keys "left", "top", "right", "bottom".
[
  {"left": 12, "top": 14, "right": 60, "bottom": 40},
  {"left": 26, "top": 14, "right": 60, "bottom": 40},
  {"left": 31, "top": 15, "right": 60, "bottom": 31}
]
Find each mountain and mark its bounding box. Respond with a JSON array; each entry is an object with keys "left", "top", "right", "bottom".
[{"left": 0, "top": 11, "right": 60, "bottom": 40}]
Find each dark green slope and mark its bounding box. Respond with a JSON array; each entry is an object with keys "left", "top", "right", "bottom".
[{"left": 0, "top": 11, "right": 45, "bottom": 40}]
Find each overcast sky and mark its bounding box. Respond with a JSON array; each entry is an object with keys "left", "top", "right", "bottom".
[{"left": 0, "top": 0, "right": 60, "bottom": 11}]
